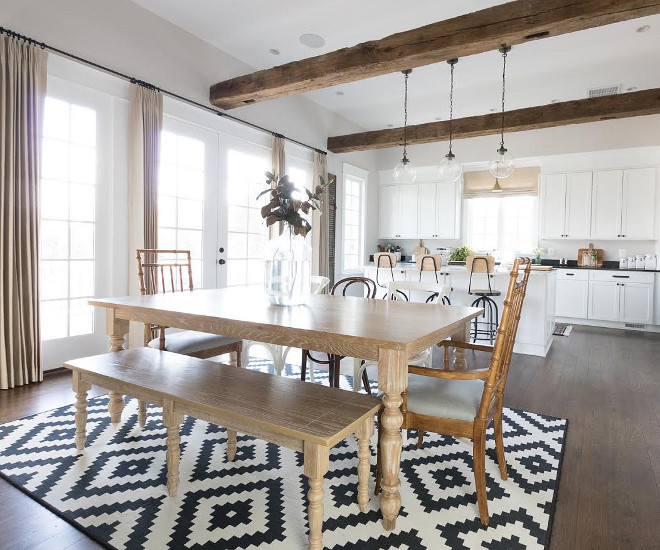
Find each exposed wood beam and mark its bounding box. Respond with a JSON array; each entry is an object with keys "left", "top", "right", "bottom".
[
  {"left": 209, "top": 0, "right": 660, "bottom": 109},
  {"left": 326, "top": 89, "right": 660, "bottom": 153}
]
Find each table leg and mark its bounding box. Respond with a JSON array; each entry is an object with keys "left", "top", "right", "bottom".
[
  {"left": 304, "top": 442, "right": 329, "bottom": 550},
  {"left": 355, "top": 415, "right": 374, "bottom": 513},
  {"left": 378, "top": 348, "right": 407, "bottom": 531},
  {"left": 105, "top": 309, "right": 130, "bottom": 422},
  {"left": 73, "top": 372, "right": 91, "bottom": 452},
  {"left": 451, "top": 320, "right": 471, "bottom": 370}
]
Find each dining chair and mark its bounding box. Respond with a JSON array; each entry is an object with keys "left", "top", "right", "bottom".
[
  {"left": 136, "top": 249, "right": 243, "bottom": 363},
  {"left": 300, "top": 276, "right": 377, "bottom": 392},
  {"left": 375, "top": 257, "right": 532, "bottom": 526},
  {"left": 352, "top": 280, "right": 450, "bottom": 392}
]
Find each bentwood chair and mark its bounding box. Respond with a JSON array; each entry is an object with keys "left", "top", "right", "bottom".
[
  {"left": 300, "top": 276, "right": 376, "bottom": 392},
  {"left": 467, "top": 255, "right": 500, "bottom": 344},
  {"left": 375, "top": 257, "right": 532, "bottom": 525},
  {"left": 353, "top": 279, "right": 450, "bottom": 391},
  {"left": 373, "top": 252, "right": 397, "bottom": 299},
  {"left": 136, "top": 249, "right": 243, "bottom": 363}
]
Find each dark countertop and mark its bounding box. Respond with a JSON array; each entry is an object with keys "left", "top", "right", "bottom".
[{"left": 541, "top": 259, "right": 660, "bottom": 273}]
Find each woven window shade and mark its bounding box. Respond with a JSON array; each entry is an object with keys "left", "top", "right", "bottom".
[{"left": 463, "top": 167, "right": 540, "bottom": 198}]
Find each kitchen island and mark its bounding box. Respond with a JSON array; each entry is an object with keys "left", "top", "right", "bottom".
[{"left": 364, "top": 264, "right": 556, "bottom": 357}]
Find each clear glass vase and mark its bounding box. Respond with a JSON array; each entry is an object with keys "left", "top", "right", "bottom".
[{"left": 264, "top": 228, "right": 312, "bottom": 306}]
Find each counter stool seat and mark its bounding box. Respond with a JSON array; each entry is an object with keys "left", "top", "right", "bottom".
[{"left": 471, "top": 289, "right": 501, "bottom": 297}]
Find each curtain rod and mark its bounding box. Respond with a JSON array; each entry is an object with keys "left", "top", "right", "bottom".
[{"left": 0, "top": 26, "right": 327, "bottom": 156}]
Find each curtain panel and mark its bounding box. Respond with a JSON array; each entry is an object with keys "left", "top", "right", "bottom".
[
  {"left": 0, "top": 35, "right": 48, "bottom": 389},
  {"left": 127, "top": 84, "right": 162, "bottom": 347}
]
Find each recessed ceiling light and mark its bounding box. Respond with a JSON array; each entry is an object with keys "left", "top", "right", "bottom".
[
  {"left": 434, "top": 116, "right": 442, "bottom": 121},
  {"left": 335, "top": 91, "right": 344, "bottom": 96},
  {"left": 550, "top": 99, "right": 559, "bottom": 103},
  {"left": 627, "top": 86, "right": 638, "bottom": 91},
  {"left": 299, "top": 34, "right": 325, "bottom": 48},
  {"left": 268, "top": 48, "right": 280, "bottom": 55},
  {"left": 387, "top": 124, "right": 394, "bottom": 128},
  {"left": 489, "top": 108, "right": 497, "bottom": 112},
  {"left": 637, "top": 25, "right": 651, "bottom": 33}
]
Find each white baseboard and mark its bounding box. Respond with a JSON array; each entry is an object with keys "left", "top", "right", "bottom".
[
  {"left": 513, "top": 337, "right": 553, "bottom": 357},
  {"left": 555, "top": 317, "right": 660, "bottom": 333}
]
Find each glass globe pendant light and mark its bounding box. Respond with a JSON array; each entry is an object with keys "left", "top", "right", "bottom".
[
  {"left": 489, "top": 45, "right": 515, "bottom": 179},
  {"left": 393, "top": 69, "right": 417, "bottom": 184},
  {"left": 438, "top": 58, "right": 463, "bottom": 182}
]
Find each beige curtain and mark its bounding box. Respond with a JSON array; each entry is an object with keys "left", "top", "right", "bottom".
[
  {"left": 0, "top": 35, "right": 48, "bottom": 389},
  {"left": 463, "top": 167, "right": 540, "bottom": 198},
  {"left": 270, "top": 136, "right": 286, "bottom": 238},
  {"left": 127, "top": 84, "right": 162, "bottom": 347},
  {"left": 312, "top": 152, "right": 329, "bottom": 277}
]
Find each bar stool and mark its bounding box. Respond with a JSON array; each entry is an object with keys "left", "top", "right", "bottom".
[
  {"left": 466, "top": 255, "right": 500, "bottom": 344},
  {"left": 416, "top": 254, "right": 452, "bottom": 304},
  {"left": 373, "top": 252, "right": 397, "bottom": 299}
]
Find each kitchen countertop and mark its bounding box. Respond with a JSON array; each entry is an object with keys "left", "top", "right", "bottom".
[{"left": 540, "top": 259, "right": 660, "bottom": 273}]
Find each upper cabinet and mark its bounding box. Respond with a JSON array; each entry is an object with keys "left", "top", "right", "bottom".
[
  {"left": 418, "top": 180, "right": 460, "bottom": 239},
  {"left": 591, "top": 167, "right": 656, "bottom": 240},
  {"left": 379, "top": 184, "right": 419, "bottom": 239},
  {"left": 540, "top": 172, "right": 592, "bottom": 239}
]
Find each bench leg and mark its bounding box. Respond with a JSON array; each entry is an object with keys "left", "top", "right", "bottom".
[
  {"left": 72, "top": 373, "right": 91, "bottom": 452},
  {"left": 304, "top": 442, "right": 329, "bottom": 550},
  {"left": 138, "top": 400, "right": 148, "bottom": 428},
  {"left": 108, "top": 391, "right": 124, "bottom": 424},
  {"left": 163, "top": 401, "right": 184, "bottom": 497},
  {"left": 226, "top": 429, "right": 237, "bottom": 462},
  {"left": 355, "top": 415, "right": 374, "bottom": 513}
]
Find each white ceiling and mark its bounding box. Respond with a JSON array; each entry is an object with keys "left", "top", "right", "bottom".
[{"left": 131, "top": 0, "right": 660, "bottom": 132}]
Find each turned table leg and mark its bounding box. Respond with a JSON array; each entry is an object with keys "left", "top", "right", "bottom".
[
  {"left": 137, "top": 400, "right": 148, "bottom": 428},
  {"left": 163, "top": 400, "right": 184, "bottom": 497},
  {"left": 355, "top": 415, "right": 374, "bottom": 513},
  {"left": 451, "top": 320, "right": 471, "bottom": 370},
  {"left": 304, "top": 442, "right": 329, "bottom": 550},
  {"left": 106, "top": 309, "right": 129, "bottom": 422},
  {"left": 377, "top": 348, "right": 407, "bottom": 531},
  {"left": 73, "top": 372, "right": 91, "bottom": 452},
  {"left": 226, "top": 429, "right": 237, "bottom": 462}
]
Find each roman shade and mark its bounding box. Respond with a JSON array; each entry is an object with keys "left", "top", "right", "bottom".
[{"left": 463, "top": 167, "right": 540, "bottom": 198}]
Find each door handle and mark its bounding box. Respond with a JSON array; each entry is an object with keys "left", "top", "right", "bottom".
[
  {"left": 219, "top": 247, "right": 225, "bottom": 253},
  {"left": 565, "top": 273, "right": 574, "bottom": 276},
  {"left": 612, "top": 275, "right": 629, "bottom": 278},
  {"left": 218, "top": 259, "right": 226, "bottom": 265}
]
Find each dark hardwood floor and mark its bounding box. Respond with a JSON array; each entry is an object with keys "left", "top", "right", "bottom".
[{"left": 1, "top": 325, "right": 659, "bottom": 549}]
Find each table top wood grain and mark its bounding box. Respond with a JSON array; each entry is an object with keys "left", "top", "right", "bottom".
[{"left": 90, "top": 287, "right": 482, "bottom": 360}]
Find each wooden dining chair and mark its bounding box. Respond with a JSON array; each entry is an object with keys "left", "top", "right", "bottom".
[
  {"left": 136, "top": 249, "right": 243, "bottom": 364},
  {"left": 375, "top": 257, "right": 532, "bottom": 525},
  {"left": 300, "top": 276, "right": 377, "bottom": 392}
]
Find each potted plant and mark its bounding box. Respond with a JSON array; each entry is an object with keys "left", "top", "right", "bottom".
[
  {"left": 449, "top": 245, "right": 474, "bottom": 264},
  {"left": 257, "top": 172, "right": 329, "bottom": 305}
]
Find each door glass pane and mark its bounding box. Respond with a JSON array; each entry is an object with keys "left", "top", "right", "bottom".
[{"left": 40, "top": 97, "right": 97, "bottom": 340}]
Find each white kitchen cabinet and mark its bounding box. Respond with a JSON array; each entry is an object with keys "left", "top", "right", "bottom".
[
  {"left": 591, "top": 168, "right": 656, "bottom": 240},
  {"left": 588, "top": 270, "right": 655, "bottom": 323},
  {"left": 417, "top": 182, "right": 436, "bottom": 238},
  {"left": 378, "top": 184, "right": 418, "bottom": 239},
  {"left": 417, "top": 180, "right": 460, "bottom": 239},
  {"left": 540, "top": 172, "right": 592, "bottom": 239},
  {"left": 555, "top": 270, "right": 589, "bottom": 318}
]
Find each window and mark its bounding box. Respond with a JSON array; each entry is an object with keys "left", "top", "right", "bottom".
[
  {"left": 158, "top": 131, "right": 205, "bottom": 287},
  {"left": 226, "top": 149, "right": 270, "bottom": 286},
  {"left": 342, "top": 167, "right": 367, "bottom": 272},
  {"left": 40, "top": 97, "right": 97, "bottom": 340},
  {"left": 465, "top": 196, "right": 537, "bottom": 259}
]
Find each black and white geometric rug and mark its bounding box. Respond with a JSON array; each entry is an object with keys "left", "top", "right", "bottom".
[{"left": 0, "top": 360, "right": 567, "bottom": 549}]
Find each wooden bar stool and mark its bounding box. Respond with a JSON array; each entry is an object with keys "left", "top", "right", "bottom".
[
  {"left": 373, "top": 252, "right": 397, "bottom": 299},
  {"left": 416, "top": 254, "right": 451, "bottom": 304}
]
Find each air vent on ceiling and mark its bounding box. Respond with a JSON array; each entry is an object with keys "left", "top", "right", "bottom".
[
  {"left": 624, "top": 323, "right": 645, "bottom": 329},
  {"left": 588, "top": 85, "right": 621, "bottom": 98}
]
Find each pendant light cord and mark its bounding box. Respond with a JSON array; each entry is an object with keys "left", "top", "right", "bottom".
[
  {"left": 499, "top": 47, "right": 508, "bottom": 151},
  {"left": 402, "top": 69, "right": 410, "bottom": 161},
  {"left": 448, "top": 59, "right": 457, "bottom": 156}
]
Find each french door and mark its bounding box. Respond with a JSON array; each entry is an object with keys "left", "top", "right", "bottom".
[{"left": 39, "top": 78, "right": 111, "bottom": 369}]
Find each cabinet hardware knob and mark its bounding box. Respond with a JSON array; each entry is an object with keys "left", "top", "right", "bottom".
[{"left": 218, "top": 259, "right": 226, "bottom": 265}]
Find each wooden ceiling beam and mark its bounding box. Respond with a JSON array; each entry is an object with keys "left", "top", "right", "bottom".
[
  {"left": 326, "top": 88, "right": 660, "bottom": 153},
  {"left": 209, "top": 0, "right": 660, "bottom": 109}
]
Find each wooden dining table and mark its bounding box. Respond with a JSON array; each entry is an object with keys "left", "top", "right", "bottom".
[{"left": 89, "top": 287, "right": 481, "bottom": 531}]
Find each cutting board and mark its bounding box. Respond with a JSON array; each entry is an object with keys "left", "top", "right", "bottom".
[
  {"left": 577, "top": 243, "right": 603, "bottom": 267},
  {"left": 412, "top": 240, "right": 428, "bottom": 257}
]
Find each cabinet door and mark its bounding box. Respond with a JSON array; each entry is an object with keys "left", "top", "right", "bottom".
[
  {"left": 556, "top": 279, "right": 589, "bottom": 318},
  {"left": 418, "top": 182, "right": 437, "bottom": 238},
  {"left": 540, "top": 174, "right": 567, "bottom": 239},
  {"left": 591, "top": 170, "right": 623, "bottom": 239},
  {"left": 564, "top": 172, "right": 592, "bottom": 239},
  {"left": 621, "top": 168, "right": 656, "bottom": 239},
  {"left": 436, "top": 180, "right": 459, "bottom": 239},
  {"left": 379, "top": 185, "right": 399, "bottom": 238},
  {"left": 588, "top": 280, "right": 619, "bottom": 321},
  {"left": 399, "top": 184, "right": 419, "bottom": 238},
  {"left": 619, "top": 282, "right": 654, "bottom": 324}
]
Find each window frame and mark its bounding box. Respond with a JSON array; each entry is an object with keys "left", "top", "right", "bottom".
[{"left": 341, "top": 163, "right": 368, "bottom": 275}]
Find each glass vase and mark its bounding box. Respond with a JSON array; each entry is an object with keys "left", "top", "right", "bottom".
[{"left": 264, "top": 228, "right": 312, "bottom": 306}]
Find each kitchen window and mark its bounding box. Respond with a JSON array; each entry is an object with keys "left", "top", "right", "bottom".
[
  {"left": 465, "top": 196, "right": 538, "bottom": 258},
  {"left": 342, "top": 164, "right": 367, "bottom": 273}
]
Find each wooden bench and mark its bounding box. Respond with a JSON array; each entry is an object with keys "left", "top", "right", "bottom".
[{"left": 64, "top": 347, "right": 382, "bottom": 550}]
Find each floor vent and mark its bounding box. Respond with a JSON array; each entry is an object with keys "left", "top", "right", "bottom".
[
  {"left": 624, "top": 323, "right": 645, "bottom": 329},
  {"left": 588, "top": 84, "right": 620, "bottom": 98}
]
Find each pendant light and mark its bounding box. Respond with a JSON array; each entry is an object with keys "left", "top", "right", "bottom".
[
  {"left": 488, "top": 45, "right": 515, "bottom": 179},
  {"left": 438, "top": 58, "right": 463, "bottom": 182},
  {"left": 392, "top": 69, "right": 417, "bottom": 184}
]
